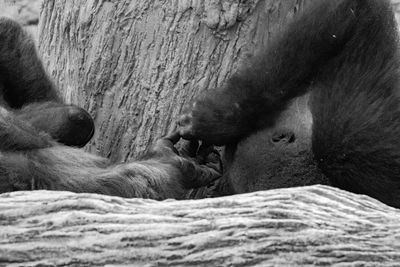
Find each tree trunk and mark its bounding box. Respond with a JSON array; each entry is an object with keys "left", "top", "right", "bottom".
[
  {"left": 1, "top": 185, "right": 400, "bottom": 266},
  {"left": 38, "top": 0, "right": 310, "bottom": 162}
]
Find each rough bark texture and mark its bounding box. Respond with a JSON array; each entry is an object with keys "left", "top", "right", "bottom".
[
  {"left": 38, "top": 0, "right": 311, "bottom": 162},
  {"left": 1, "top": 185, "right": 400, "bottom": 266}
]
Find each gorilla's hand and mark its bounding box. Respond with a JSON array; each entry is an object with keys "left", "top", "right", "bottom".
[
  {"left": 147, "top": 132, "right": 222, "bottom": 189},
  {"left": 178, "top": 90, "right": 246, "bottom": 146}
]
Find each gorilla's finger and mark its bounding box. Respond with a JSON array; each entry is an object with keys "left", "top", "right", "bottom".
[
  {"left": 153, "top": 136, "right": 178, "bottom": 156},
  {"left": 179, "top": 139, "right": 199, "bottom": 158},
  {"left": 196, "top": 143, "right": 215, "bottom": 163},
  {"left": 179, "top": 158, "right": 222, "bottom": 189},
  {"left": 177, "top": 114, "right": 195, "bottom": 140},
  {"left": 187, "top": 140, "right": 200, "bottom": 157},
  {"left": 204, "top": 150, "right": 223, "bottom": 174},
  {"left": 205, "top": 150, "right": 221, "bottom": 164},
  {"left": 164, "top": 131, "right": 181, "bottom": 145}
]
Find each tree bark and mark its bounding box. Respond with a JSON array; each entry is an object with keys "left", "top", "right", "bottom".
[
  {"left": 38, "top": 0, "right": 310, "bottom": 162},
  {"left": 1, "top": 185, "right": 399, "bottom": 266}
]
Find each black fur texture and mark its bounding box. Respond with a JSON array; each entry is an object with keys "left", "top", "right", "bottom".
[
  {"left": 0, "top": 18, "right": 222, "bottom": 199},
  {"left": 0, "top": 18, "right": 94, "bottom": 147},
  {"left": 179, "top": 0, "right": 400, "bottom": 207}
]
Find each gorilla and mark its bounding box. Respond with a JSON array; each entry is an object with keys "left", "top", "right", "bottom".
[
  {"left": 0, "top": 18, "right": 221, "bottom": 200},
  {"left": 0, "top": 20, "right": 95, "bottom": 148},
  {"left": 179, "top": 0, "right": 400, "bottom": 208}
]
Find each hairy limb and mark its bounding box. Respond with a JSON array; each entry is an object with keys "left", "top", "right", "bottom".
[
  {"left": 137, "top": 132, "right": 222, "bottom": 193},
  {"left": 170, "top": 138, "right": 222, "bottom": 189},
  {"left": 16, "top": 102, "right": 95, "bottom": 147},
  {"left": 0, "top": 106, "right": 55, "bottom": 151},
  {"left": 0, "top": 102, "right": 94, "bottom": 150},
  {"left": 179, "top": 0, "right": 367, "bottom": 145},
  {"left": 0, "top": 133, "right": 222, "bottom": 200},
  {"left": 0, "top": 18, "right": 60, "bottom": 107},
  {"left": 0, "top": 18, "right": 95, "bottom": 147}
]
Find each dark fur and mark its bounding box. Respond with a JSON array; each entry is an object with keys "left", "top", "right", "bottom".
[
  {"left": 179, "top": 0, "right": 400, "bottom": 207},
  {"left": 0, "top": 18, "right": 94, "bottom": 147},
  {"left": 0, "top": 18, "right": 222, "bottom": 199},
  {"left": 0, "top": 129, "right": 222, "bottom": 199}
]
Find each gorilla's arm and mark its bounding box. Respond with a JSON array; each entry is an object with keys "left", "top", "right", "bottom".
[
  {"left": 0, "top": 106, "right": 55, "bottom": 151},
  {"left": 180, "top": 0, "right": 400, "bottom": 206},
  {"left": 0, "top": 18, "right": 59, "bottom": 107},
  {"left": 0, "top": 131, "right": 222, "bottom": 200},
  {"left": 179, "top": 0, "right": 371, "bottom": 145},
  {"left": 0, "top": 18, "right": 94, "bottom": 147}
]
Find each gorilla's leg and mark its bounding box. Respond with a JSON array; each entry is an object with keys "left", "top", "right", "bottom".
[
  {"left": 16, "top": 102, "right": 94, "bottom": 147},
  {"left": 0, "top": 17, "right": 58, "bottom": 106},
  {"left": 0, "top": 106, "right": 54, "bottom": 151},
  {"left": 0, "top": 18, "right": 94, "bottom": 147},
  {"left": 179, "top": 0, "right": 400, "bottom": 206}
]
